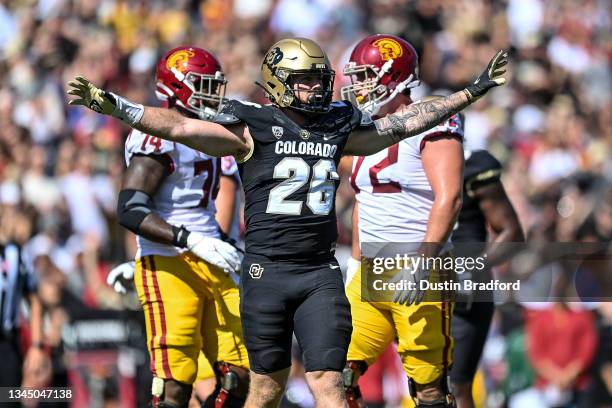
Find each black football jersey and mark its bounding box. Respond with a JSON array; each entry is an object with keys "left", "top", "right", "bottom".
[
  {"left": 220, "top": 99, "right": 362, "bottom": 260},
  {"left": 452, "top": 150, "right": 502, "bottom": 243}
]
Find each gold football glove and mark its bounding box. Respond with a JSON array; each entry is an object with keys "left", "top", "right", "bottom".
[{"left": 67, "top": 76, "right": 116, "bottom": 115}]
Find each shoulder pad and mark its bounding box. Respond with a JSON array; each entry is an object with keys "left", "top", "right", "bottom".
[
  {"left": 235, "top": 100, "right": 262, "bottom": 108},
  {"left": 333, "top": 101, "right": 363, "bottom": 130},
  {"left": 313, "top": 101, "right": 362, "bottom": 133},
  {"left": 218, "top": 99, "right": 271, "bottom": 129},
  {"left": 213, "top": 112, "right": 242, "bottom": 125},
  {"left": 330, "top": 100, "right": 351, "bottom": 109}
]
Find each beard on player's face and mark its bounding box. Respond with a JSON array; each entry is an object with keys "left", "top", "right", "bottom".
[{"left": 292, "top": 81, "right": 324, "bottom": 105}]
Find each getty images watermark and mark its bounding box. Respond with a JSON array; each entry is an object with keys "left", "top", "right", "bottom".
[
  {"left": 357, "top": 242, "right": 612, "bottom": 303},
  {"left": 369, "top": 252, "right": 520, "bottom": 292}
]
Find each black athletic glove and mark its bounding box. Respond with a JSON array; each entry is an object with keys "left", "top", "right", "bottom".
[{"left": 464, "top": 49, "right": 508, "bottom": 102}]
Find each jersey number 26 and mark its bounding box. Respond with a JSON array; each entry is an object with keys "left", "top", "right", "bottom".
[{"left": 266, "top": 157, "right": 339, "bottom": 216}]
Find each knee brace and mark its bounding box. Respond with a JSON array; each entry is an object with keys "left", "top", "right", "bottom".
[
  {"left": 150, "top": 377, "right": 191, "bottom": 408},
  {"left": 343, "top": 361, "right": 368, "bottom": 408},
  {"left": 203, "top": 362, "right": 249, "bottom": 408},
  {"left": 408, "top": 375, "right": 456, "bottom": 408}
]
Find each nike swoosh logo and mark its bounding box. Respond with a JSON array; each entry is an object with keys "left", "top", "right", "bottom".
[
  {"left": 330, "top": 264, "right": 340, "bottom": 270},
  {"left": 323, "top": 134, "right": 334, "bottom": 141}
]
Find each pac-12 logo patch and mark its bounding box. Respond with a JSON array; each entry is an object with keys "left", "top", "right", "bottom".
[
  {"left": 249, "top": 264, "right": 264, "bottom": 279},
  {"left": 272, "top": 126, "right": 284, "bottom": 139}
]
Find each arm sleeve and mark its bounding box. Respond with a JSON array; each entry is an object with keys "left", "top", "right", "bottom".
[{"left": 216, "top": 99, "right": 257, "bottom": 126}]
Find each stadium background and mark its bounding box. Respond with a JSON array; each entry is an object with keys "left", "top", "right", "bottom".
[{"left": 0, "top": 0, "right": 610, "bottom": 407}]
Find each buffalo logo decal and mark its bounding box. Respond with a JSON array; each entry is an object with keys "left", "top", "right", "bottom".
[
  {"left": 265, "top": 47, "right": 284, "bottom": 68},
  {"left": 249, "top": 264, "right": 264, "bottom": 279}
]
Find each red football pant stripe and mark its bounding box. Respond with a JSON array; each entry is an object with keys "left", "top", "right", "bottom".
[{"left": 149, "top": 256, "right": 172, "bottom": 379}]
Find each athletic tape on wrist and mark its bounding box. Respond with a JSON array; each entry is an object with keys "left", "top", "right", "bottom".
[
  {"left": 108, "top": 91, "right": 144, "bottom": 125},
  {"left": 172, "top": 225, "right": 190, "bottom": 248}
]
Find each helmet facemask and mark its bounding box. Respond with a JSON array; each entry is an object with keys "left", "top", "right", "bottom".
[
  {"left": 283, "top": 69, "right": 335, "bottom": 114},
  {"left": 157, "top": 67, "right": 227, "bottom": 121},
  {"left": 342, "top": 60, "right": 420, "bottom": 116},
  {"left": 342, "top": 62, "right": 388, "bottom": 115},
  {"left": 181, "top": 69, "right": 227, "bottom": 120}
]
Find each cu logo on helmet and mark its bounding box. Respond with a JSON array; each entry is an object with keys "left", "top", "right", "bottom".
[
  {"left": 249, "top": 264, "right": 264, "bottom": 279},
  {"left": 265, "top": 47, "right": 283, "bottom": 67},
  {"left": 373, "top": 38, "right": 403, "bottom": 61}
]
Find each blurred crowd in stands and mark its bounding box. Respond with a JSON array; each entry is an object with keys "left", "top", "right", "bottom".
[{"left": 0, "top": 0, "right": 610, "bottom": 406}]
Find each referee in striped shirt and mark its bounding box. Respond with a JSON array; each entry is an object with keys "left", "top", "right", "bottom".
[{"left": 0, "top": 239, "right": 49, "bottom": 387}]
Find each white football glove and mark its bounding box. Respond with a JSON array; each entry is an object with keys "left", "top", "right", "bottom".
[
  {"left": 390, "top": 262, "right": 431, "bottom": 306},
  {"left": 107, "top": 261, "right": 135, "bottom": 294},
  {"left": 186, "top": 232, "right": 243, "bottom": 274}
]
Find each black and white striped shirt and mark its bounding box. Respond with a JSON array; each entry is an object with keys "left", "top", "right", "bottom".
[{"left": 0, "top": 242, "right": 37, "bottom": 336}]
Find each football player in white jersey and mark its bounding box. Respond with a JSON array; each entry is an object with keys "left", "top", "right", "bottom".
[
  {"left": 342, "top": 35, "right": 464, "bottom": 408},
  {"left": 108, "top": 46, "right": 249, "bottom": 408}
]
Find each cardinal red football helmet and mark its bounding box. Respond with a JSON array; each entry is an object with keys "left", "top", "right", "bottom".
[
  {"left": 155, "top": 46, "right": 227, "bottom": 120},
  {"left": 342, "top": 34, "right": 419, "bottom": 116}
]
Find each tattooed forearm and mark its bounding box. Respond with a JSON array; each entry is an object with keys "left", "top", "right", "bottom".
[{"left": 374, "top": 90, "right": 470, "bottom": 143}]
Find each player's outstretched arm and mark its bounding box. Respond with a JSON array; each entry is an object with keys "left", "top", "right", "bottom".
[
  {"left": 344, "top": 49, "right": 508, "bottom": 156},
  {"left": 66, "top": 76, "right": 251, "bottom": 159}
]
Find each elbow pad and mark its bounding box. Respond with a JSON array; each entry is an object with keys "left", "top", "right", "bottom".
[{"left": 117, "top": 189, "right": 153, "bottom": 233}]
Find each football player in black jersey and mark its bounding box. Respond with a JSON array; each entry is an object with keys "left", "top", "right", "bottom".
[
  {"left": 67, "top": 37, "right": 508, "bottom": 407},
  {"left": 450, "top": 148, "right": 524, "bottom": 408}
]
